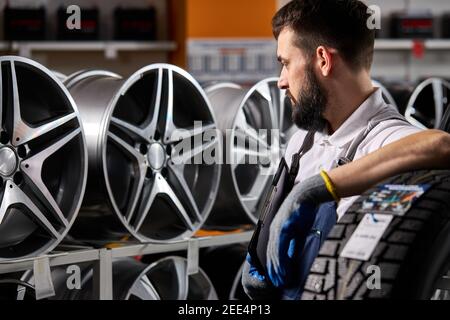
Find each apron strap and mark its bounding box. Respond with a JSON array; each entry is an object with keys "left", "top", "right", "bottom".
[
  {"left": 288, "top": 131, "right": 315, "bottom": 185},
  {"left": 337, "top": 110, "right": 409, "bottom": 166}
]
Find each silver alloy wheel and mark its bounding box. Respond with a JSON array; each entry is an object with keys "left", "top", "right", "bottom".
[
  {"left": 206, "top": 78, "right": 296, "bottom": 225},
  {"left": 372, "top": 79, "right": 399, "bottom": 110},
  {"left": 47, "top": 257, "right": 218, "bottom": 300},
  {"left": 66, "top": 64, "right": 221, "bottom": 242},
  {"left": 126, "top": 256, "right": 218, "bottom": 300},
  {"left": 0, "top": 56, "right": 87, "bottom": 260},
  {"left": 405, "top": 78, "right": 450, "bottom": 129}
]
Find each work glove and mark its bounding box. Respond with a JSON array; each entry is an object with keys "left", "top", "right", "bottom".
[
  {"left": 241, "top": 253, "right": 280, "bottom": 300},
  {"left": 266, "top": 172, "right": 338, "bottom": 288}
]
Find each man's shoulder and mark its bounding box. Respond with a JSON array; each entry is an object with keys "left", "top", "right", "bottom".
[{"left": 358, "top": 106, "right": 423, "bottom": 152}]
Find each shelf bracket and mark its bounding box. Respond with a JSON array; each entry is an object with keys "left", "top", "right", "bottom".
[
  {"left": 187, "top": 238, "right": 199, "bottom": 276},
  {"left": 93, "top": 248, "right": 113, "bottom": 300},
  {"left": 33, "top": 255, "right": 55, "bottom": 300}
]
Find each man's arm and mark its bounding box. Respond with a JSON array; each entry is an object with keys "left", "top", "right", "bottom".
[{"left": 329, "top": 129, "right": 450, "bottom": 198}]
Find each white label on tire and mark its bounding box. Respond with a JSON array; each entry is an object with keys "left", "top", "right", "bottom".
[{"left": 340, "top": 214, "right": 393, "bottom": 261}]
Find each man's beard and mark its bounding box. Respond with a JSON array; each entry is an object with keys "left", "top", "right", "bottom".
[{"left": 291, "top": 65, "right": 328, "bottom": 132}]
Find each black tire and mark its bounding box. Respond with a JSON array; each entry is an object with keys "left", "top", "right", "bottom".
[{"left": 301, "top": 170, "right": 450, "bottom": 300}]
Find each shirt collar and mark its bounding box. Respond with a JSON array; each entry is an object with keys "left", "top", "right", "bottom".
[{"left": 316, "top": 88, "right": 385, "bottom": 148}]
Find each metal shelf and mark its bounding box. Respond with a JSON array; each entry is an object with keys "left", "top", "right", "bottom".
[
  {"left": 375, "top": 39, "right": 450, "bottom": 50},
  {"left": 0, "top": 231, "right": 253, "bottom": 300},
  {"left": 0, "top": 41, "right": 177, "bottom": 59}
]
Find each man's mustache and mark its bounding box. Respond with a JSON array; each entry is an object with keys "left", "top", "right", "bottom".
[{"left": 286, "top": 90, "right": 297, "bottom": 105}]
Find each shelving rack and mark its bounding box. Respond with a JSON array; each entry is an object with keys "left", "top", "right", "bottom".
[
  {"left": 0, "top": 231, "right": 253, "bottom": 300},
  {"left": 375, "top": 39, "right": 450, "bottom": 50},
  {"left": 0, "top": 41, "right": 177, "bottom": 59}
]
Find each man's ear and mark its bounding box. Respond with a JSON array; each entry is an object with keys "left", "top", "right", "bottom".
[{"left": 316, "top": 46, "right": 334, "bottom": 77}]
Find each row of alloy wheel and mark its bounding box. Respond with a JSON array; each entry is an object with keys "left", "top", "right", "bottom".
[
  {"left": 0, "top": 56, "right": 444, "bottom": 262},
  {"left": 0, "top": 56, "right": 296, "bottom": 263}
]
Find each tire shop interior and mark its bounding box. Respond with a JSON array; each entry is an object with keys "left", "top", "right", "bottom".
[{"left": 0, "top": 0, "right": 449, "bottom": 301}]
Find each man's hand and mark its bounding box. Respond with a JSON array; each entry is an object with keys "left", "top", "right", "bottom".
[
  {"left": 241, "top": 254, "right": 280, "bottom": 300},
  {"left": 266, "top": 173, "right": 336, "bottom": 288}
]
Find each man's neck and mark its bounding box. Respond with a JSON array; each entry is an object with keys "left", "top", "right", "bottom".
[{"left": 324, "top": 73, "right": 375, "bottom": 135}]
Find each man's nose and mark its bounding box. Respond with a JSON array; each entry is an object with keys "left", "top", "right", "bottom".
[{"left": 278, "top": 71, "right": 288, "bottom": 90}]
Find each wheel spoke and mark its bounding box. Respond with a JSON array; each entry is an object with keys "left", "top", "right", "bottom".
[
  {"left": 257, "top": 81, "right": 279, "bottom": 130},
  {"left": 158, "top": 173, "right": 195, "bottom": 231},
  {"left": 146, "top": 67, "right": 164, "bottom": 140},
  {"left": 168, "top": 162, "right": 202, "bottom": 222},
  {"left": 173, "top": 258, "right": 188, "bottom": 300},
  {"left": 129, "top": 275, "right": 160, "bottom": 300},
  {"left": 163, "top": 69, "right": 176, "bottom": 144},
  {"left": 124, "top": 171, "right": 147, "bottom": 223},
  {"left": 133, "top": 172, "right": 196, "bottom": 232},
  {"left": 108, "top": 132, "right": 148, "bottom": 222},
  {"left": 110, "top": 67, "right": 164, "bottom": 143},
  {"left": 232, "top": 145, "right": 271, "bottom": 165},
  {"left": 108, "top": 132, "right": 147, "bottom": 166},
  {"left": 234, "top": 127, "right": 269, "bottom": 150},
  {"left": 241, "top": 195, "right": 260, "bottom": 213},
  {"left": 0, "top": 181, "right": 61, "bottom": 240},
  {"left": 124, "top": 167, "right": 147, "bottom": 224},
  {"left": 255, "top": 82, "right": 272, "bottom": 102},
  {"left": 0, "top": 63, "right": 3, "bottom": 128},
  {"left": 165, "top": 122, "right": 217, "bottom": 145},
  {"left": 20, "top": 128, "right": 81, "bottom": 227},
  {"left": 11, "top": 59, "right": 77, "bottom": 147},
  {"left": 110, "top": 117, "right": 151, "bottom": 144},
  {"left": 132, "top": 178, "right": 157, "bottom": 232}
]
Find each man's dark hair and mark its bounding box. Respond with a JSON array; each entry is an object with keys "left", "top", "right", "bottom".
[{"left": 272, "top": 0, "right": 375, "bottom": 71}]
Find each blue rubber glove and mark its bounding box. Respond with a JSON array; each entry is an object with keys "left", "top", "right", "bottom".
[
  {"left": 266, "top": 174, "right": 335, "bottom": 288},
  {"left": 241, "top": 254, "right": 280, "bottom": 300}
]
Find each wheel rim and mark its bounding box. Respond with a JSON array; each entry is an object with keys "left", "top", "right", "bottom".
[
  {"left": 405, "top": 78, "right": 450, "bottom": 129},
  {"left": 207, "top": 78, "right": 296, "bottom": 224},
  {"left": 127, "top": 256, "right": 217, "bottom": 300},
  {"left": 67, "top": 64, "right": 221, "bottom": 242},
  {"left": 51, "top": 70, "right": 67, "bottom": 82},
  {"left": 45, "top": 257, "right": 218, "bottom": 300},
  {"left": 0, "top": 56, "right": 87, "bottom": 260}
]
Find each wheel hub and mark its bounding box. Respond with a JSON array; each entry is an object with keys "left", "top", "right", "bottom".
[
  {"left": 0, "top": 147, "right": 18, "bottom": 177},
  {"left": 147, "top": 142, "right": 166, "bottom": 171}
]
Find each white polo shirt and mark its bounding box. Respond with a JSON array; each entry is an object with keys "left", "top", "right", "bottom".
[{"left": 284, "top": 88, "right": 423, "bottom": 220}]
